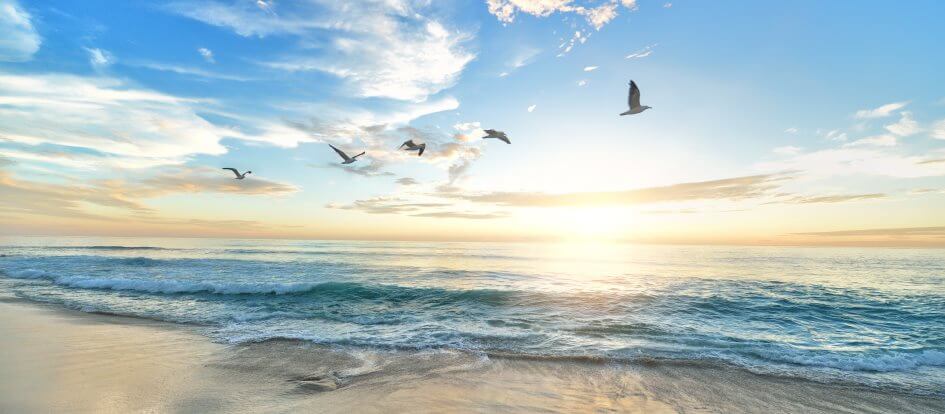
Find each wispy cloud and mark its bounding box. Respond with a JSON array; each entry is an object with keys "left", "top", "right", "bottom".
[
  {"left": 128, "top": 61, "right": 253, "bottom": 81},
  {"left": 780, "top": 193, "right": 886, "bottom": 204},
  {"left": 583, "top": 65, "right": 598, "bottom": 72},
  {"left": 843, "top": 134, "right": 897, "bottom": 147},
  {"left": 169, "top": 1, "right": 476, "bottom": 101},
  {"left": 448, "top": 174, "right": 791, "bottom": 207},
  {"left": 0, "top": 73, "right": 229, "bottom": 168},
  {"left": 821, "top": 129, "right": 848, "bottom": 142},
  {"left": 328, "top": 196, "right": 507, "bottom": 220},
  {"left": 933, "top": 119, "right": 945, "bottom": 140},
  {"left": 325, "top": 160, "right": 395, "bottom": 178},
  {"left": 488, "top": 1, "right": 637, "bottom": 56},
  {"left": 884, "top": 111, "right": 921, "bottom": 136},
  {"left": 625, "top": 44, "right": 656, "bottom": 59},
  {"left": 759, "top": 147, "right": 945, "bottom": 179},
  {"left": 794, "top": 226, "right": 945, "bottom": 237},
  {"left": 487, "top": 0, "right": 634, "bottom": 29},
  {"left": 854, "top": 101, "right": 908, "bottom": 119},
  {"left": 411, "top": 211, "right": 510, "bottom": 220},
  {"left": 0, "top": 0, "right": 41, "bottom": 62},
  {"left": 0, "top": 165, "right": 297, "bottom": 222},
  {"left": 197, "top": 47, "right": 215, "bottom": 63},
  {"left": 85, "top": 47, "right": 114, "bottom": 69}
]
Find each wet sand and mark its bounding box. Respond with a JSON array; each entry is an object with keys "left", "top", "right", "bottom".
[{"left": 1, "top": 299, "right": 943, "bottom": 413}]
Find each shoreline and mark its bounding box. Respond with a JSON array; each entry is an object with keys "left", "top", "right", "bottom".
[{"left": 2, "top": 298, "right": 944, "bottom": 413}]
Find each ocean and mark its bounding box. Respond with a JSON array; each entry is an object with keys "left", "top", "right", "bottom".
[{"left": 1, "top": 237, "right": 943, "bottom": 397}]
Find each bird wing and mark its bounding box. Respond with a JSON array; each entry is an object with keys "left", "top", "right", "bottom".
[
  {"left": 222, "top": 167, "right": 241, "bottom": 177},
  {"left": 483, "top": 129, "right": 497, "bottom": 137},
  {"left": 629, "top": 80, "right": 641, "bottom": 109},
  {"left": 499, "top": 135, "right": 511, "bottom": 144},
  {"left": 399, "top": 140, "right": 415, "bottom": 149},
  {"left": 329, "top": 144, "right": 351, "bottom": 161},
  {"left": 353, "top": 151, "right": 366, "bottom": 159},
  {"left": 418, "top": 143, "right": 425, "bottom": 156}
]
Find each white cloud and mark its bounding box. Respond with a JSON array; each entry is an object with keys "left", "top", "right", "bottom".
[
  {"left": 884, "top": 111, "right": 921, "bottom": 136},
  {"left": 577, "top": 79, "right": 588, "bottom": 86},
  {"left": 488, "top": 1, "right": 636, "bottom": 54},
  {"left": 583, "top": 65, "right": 598, "bottom": 72},
  {"left": 128, "top": 61, "right": 252, "bottom": 81},
  {"left": 663, "top": 2, "right": 672, "bottom": 8},
  {"left": 0, "top": 73, "right": 232, "bottom": 168},
  {"left": 581, "top": 2, "right": 618, "bottom": 30},
  {"left": 557, "top": 29, "right": 589, "bottom": 57},
  {"left": 822, "top": 129, "right": 848, "bottom": 142},
  {"left": 854, "top": 101, "right": 908, "bottom": 119},
  {"left": 85, "top": 47, "right": 113, "bottom": 69},
  {"left": 527, "top": 104, "right": 537, "bottom": 112},
  {"left": 932, "top": 119, "right": 945, "bottom": 140},
  {"left": 511, "top": 47, "right": 540, "bottom": 69},
  {"left": 625, "top": 44, "right": 655, "bottom": 59},
  {"left": 171, "top": 1, "right": 474, "bottom": 102},
  {"left": 198, "top": 47, "right": 215, "bottom": 63},
  {"left": 487, "top": 0, "right": 633, "bottom": 29},
  {"left": 843, "top": 134, "right": 897, "bottom": 147},
  {"left": 784, "top": 127, "right": 798, "bottom": 134},
  {"left": 759, "top": 147, "right": 945, "bottom": 179},
  {"left": 0, "top": 0, "right": 40, "bottom": 62}
]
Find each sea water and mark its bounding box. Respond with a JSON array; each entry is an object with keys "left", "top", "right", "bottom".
[{"left": 1, "top": 237, "right": 943, "bottom": 396}]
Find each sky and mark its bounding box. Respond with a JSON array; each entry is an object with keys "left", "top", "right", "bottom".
[{"left": 1, "top": 0, "right": 944, "bottom": 246}]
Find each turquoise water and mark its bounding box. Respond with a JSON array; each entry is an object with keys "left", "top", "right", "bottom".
[{"left": 1, "top": 237, "right": 943, "bottom": 396}]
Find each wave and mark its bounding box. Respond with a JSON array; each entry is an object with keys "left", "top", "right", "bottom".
[
  {"left": 1, "top": 269, "right": 518, "bottom": 304},
  {"left": 756, "top": 348, "right": 945, "bottom": 373},
  {"left": 52, "top": 245, "right": 172, "bottom": 251}
]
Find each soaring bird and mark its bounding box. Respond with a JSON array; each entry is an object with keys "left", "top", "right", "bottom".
[
  {"left": 620, "top": 80, "right": 652, "bottom": 116},
  {"left": 398, "top": 139, "right": 426, "bottom": 156},
  {"left": 329, "top": 144, "right": 365, "bottom": 164},
  {"left": 222, "top": 168, "right": 251, "bottom": 179},
  {"left": 482, "top": 129, "right": 511, "bottom": 144}
]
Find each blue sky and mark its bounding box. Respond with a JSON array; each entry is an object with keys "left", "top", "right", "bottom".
[{"left": 1, "top": 0, "right": 945, "bottom": 245}]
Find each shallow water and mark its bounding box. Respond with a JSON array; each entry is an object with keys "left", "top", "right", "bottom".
[{"left": 1, "top": 236, "right": 943, "bottom": 397}]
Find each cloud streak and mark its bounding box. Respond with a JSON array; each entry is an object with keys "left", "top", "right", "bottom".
[
  {"left": 449, "top": 174, "right": 791, "bottom": 207},
  {"left": 854, "top": 102, "right": 908, "bottom": 119}
]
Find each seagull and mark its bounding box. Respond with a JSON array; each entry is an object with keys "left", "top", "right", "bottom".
[
  {"left": 398, "top": 139, "right": 426, "bottom": 156},
  {"left": 222, "top": 168, "right": 251, "bottom": 179},
  {"left": 482, "top": 129, "right": 511, "bottom": 144},
  {"left": 620, "top": 80, "right": 652, "bottom": 116},
  {"left": 329, "top": 144, "right": 365, "bottom": 164}
]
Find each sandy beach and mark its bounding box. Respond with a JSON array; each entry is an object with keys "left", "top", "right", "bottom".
[{"left": 1, "top": 298, "right": 942, "bottom": 413}]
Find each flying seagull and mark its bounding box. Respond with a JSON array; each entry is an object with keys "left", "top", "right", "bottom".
[
  {"left": 329, "top": 144, "right": 365, "bottom": 164},
  {"left": 620, "top": 80, "right": 652, "bottom": 116},
  {"left": 398, "top": 139, "right": 426, "bottom": 156},
  {"left": 222, "top": 168, "right": 251, "bottom": 179},
  {"left": 482, "top": 129, "right": 511, "bottom": 144}
]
